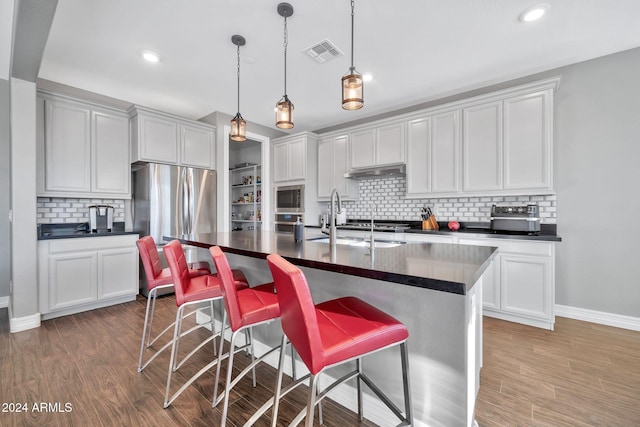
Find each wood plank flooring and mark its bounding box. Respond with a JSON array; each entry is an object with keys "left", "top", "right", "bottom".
[{"left": 1, "top": 297, "right": 639, "bottom": 426}]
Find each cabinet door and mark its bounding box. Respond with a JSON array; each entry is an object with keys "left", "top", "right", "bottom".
[
  {"left": 288, "top": 138, "right": 307, "bottom": 181},
  {"left": 463, "top": 101, "right": 502, "bottom": 192},
  {"left": 98, "top": 247, "right": 138, "bottom": 299},
  {"left": 138, "top": 113, "right": 179, "bottom": 164},
  {"left": 317, "top": 138, "right": 332, "bottom": 198},
  {"left": 376, "top": 122, "right": 405, "bottom": 165},
  {"left": 273, "top": 142, "right": 290, "bottom": 182},
  {"left": 49, "top": 251, "right": 97, "bottom": 310},
  {"left": 332, "top": 135, "right": 351, "bottom": 196},
  {"left": 44, "top": 99, "right": 91, "bottom": 193},
  {"left": 431, "top": 110, "right": 460, "bottom": 193},
  {"left": 350, "top": 129, "right": 375, "bottom": 169},
  {"left": 181, "top": 123, "right": 214, "bottom": 169},
  {"left": 406, "top": 117, "right": 431, "bottom": 195},
  {"left": 501, "top": 255, "right": 552, "bottom": 320},
  {"left": 503, "top": 90, "right": 552, "bottom": 190},
  {"left": 92, "top": 111, "right": 130, "bottom": 195}
]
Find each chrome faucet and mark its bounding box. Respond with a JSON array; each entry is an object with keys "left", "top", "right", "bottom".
[
  {"left": 368, "top": 204, "right": 376, "bottom": 249},
  {"left": 321, "top": 188, "right": 342, "bottom": 247}
]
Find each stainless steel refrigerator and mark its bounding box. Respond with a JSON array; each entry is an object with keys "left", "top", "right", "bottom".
[{"left": 132, "top": 163, "right": 216, "bottom": 295}]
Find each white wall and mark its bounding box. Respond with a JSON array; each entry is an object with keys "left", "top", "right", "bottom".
[
  {"left": 553, "top": 48, "right": 640, "bottom": 317},
  {"left": 0, "top": 78, "right": 10, "bottom": 302}
]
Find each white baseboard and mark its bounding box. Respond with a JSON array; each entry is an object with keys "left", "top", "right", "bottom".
[
  {"left": 0, "top": 296, "right": 8, "bottom": 308},
  {"left": 8, "top": 304, "right": 41, "bottom": 333},
  {"left": 555, "top": 304, "right": 640, "bottom": 332}
]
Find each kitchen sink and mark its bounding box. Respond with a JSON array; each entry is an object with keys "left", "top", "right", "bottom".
[{"left": 306, "top": 237, "right": 406, "bottom": 248}]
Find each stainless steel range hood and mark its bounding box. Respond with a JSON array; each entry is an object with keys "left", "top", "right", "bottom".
[{"left": 343, "top": 163, "right": 406, "bottom": 180}]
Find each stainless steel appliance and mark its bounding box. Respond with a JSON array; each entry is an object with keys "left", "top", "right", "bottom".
[
  {"left": 88, "top": 205, "right": 113, "bottom": 233},
  {"left": 132, "top": 163, "right": 217, "bottom": 295},
  {"left": 275, "top": 184, "right": 304, "bottom": 213},
  {"left": 490, "top": 204, "right": 540, "bottom": 233},
  {"left": 274, "top": 213, "right": 304, "bottom": 233}
]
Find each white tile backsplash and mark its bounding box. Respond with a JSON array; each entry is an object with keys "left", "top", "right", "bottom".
[
  {"left": 36, "top": 198, "right": 125, "bottom": 224},
  {"left": 337, "top": 177, "right": 557, "bottom": 223}
]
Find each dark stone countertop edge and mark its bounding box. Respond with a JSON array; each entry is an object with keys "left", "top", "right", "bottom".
[
  {"left": 165, "top": 233, "right": 499, "bottom": 296},
  {"left": 37, "top": 222, "right": 139, "bottom": 240}
]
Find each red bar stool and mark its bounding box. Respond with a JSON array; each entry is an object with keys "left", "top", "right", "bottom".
[
  {"left": 266, "top": 254, "right": 413, "bottom": 427},
  {"left": 209, "top": 246, "right": 296, "bottom": 427},
  {"left": 162, "top": 240, "right": 249, "bottom": 408},
  {"left": 136, "top": 236, "right": 212, "bottom": 372}
]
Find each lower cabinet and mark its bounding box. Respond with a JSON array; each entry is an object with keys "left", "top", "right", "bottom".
[{"left": 38, "top": 235, "right": 139, "bottom": 319}]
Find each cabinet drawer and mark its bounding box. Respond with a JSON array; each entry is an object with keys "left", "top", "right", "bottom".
[
  {"left": 48, "top": 235, "right": 138, "bottom": 254},
  {"left": 457, "top": 238, "right": 552, "bottom": 257}
]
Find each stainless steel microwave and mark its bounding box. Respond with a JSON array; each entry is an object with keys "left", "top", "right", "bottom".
[{"left": 275, "top": 184, "right": 304, "bottom": 213}]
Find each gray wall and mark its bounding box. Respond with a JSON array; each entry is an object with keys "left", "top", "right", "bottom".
[
  {"left": 553, "top": 48, "right": 640, "bottom": 317},
  {"left": 0, "top": 78, "right": 10, "bottom": 300}
]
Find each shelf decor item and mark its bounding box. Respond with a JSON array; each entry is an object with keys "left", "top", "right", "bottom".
[
  {"left": 275, "top": 3, "right": 294, "bottom": 129},
  {"left": 230, "top": 35, "right": 247, "bottom": 142},
  {"left": 341, "top": 0, "right": 364, "bottom": 110}
]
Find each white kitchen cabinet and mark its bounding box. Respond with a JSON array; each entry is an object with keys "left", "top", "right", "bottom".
[
  {"left": 129, "top": 106, "right": 216, "bottom": 169},
  {"left": 272, "top": 133, "right": 312, "bottom": 182},
  {"left": 462, "top": 101, "right": 503, "bottom": 192},
  {"left": 406, "top": 110, "right": 460, "bottom": 197},
  {"left": 37, "top": 94, "right": 130, "bottom": 198},
  {"left": 457, "top": 237, "right": 555, "bottom": 330},
  {"left": 318, "top": 135, "right": 359, "bottom": 200},
  {"left": 38, "top": 234, "right": 139, "bottom": 320},
  {"left": 350, "top": 122, "right": 405, "bottom": 169},
  {"left": 503, "top": 89, "right": 553, "bottom": 191}
]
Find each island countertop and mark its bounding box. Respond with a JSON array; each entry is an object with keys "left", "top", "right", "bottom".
[{"left": 166, "top": 230, "right": 498, "bottom": 295}]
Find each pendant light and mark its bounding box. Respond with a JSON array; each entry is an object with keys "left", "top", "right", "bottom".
[
  {"left": 275, "top": 3, "right": 294, "bottom": 129},
  {"left": 342, "top": 0, "right": 363, "bottom": 110},
  {"left": 230, "top": 35, "right": 247, "bottom": 142}
]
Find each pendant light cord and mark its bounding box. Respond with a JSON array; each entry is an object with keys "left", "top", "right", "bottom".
[
  {"left": 283, "top": 15, "right": 288, "bottom": 96},
  {"left": 350, "top": 0, "right": 355, "bottom": 72},
  {"left": 236, "top": 44, "right": 241, "bottom": 114}
]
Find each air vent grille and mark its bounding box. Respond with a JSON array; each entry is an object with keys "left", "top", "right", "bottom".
[{"left": 303, "top": 39, "right": 343, "bottom": 63}]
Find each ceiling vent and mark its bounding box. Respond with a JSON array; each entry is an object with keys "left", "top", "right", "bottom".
[{"left": 303, "top": 39, "right": 343, "bottom": 63}]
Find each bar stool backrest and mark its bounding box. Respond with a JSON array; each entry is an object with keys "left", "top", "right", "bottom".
[
  {"left": 267, "top": 254, "right": 324, "bottom": 374},
  {"left": 209, "top": 246, "right": 243, "bottom": 331},
  {"left": 163, "top": 240, "right": 193, "bottom": 307},
  {"left": 137, "top": 236, "right": 166, "bottom": 289}
]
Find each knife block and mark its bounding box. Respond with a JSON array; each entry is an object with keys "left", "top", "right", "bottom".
[{"left": 422, "top": 215, "right": 439, "bottom": 230}]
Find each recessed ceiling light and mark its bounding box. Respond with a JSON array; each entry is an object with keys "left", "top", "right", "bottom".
[
  {"left": 519, "top": 4, "right": 550, "bottom": 22},
  {"left": 141, "top": 50, "right": 160, "bottom": 63},
  {"left": 362, "top": 73, "right": 374, "bottom": 82}
]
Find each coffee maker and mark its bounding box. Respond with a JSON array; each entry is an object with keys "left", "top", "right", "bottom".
[{"left": 88, "top": 205, "right": 114, "bottom": 233}]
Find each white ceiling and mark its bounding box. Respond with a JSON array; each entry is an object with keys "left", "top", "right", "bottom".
[{"left": 38, "top": 0, "right": 640, "bottom": 132}]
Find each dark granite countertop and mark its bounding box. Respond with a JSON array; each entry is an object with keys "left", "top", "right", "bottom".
[
  {"left": 165, "top": 230, "right": 498, "bottom": 296},
  {"left": 308, "top": 220, "right": 561, "bottom": 242},
  {"left": 38, "top": 222, "right": 139, "bottom": 240}
]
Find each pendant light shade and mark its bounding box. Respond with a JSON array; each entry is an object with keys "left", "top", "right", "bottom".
[
  {"left": 276, "top": 3, "right": 294, "bottom": 129},
  {"left": 230, "top": 35, "right": 247, "bottom": 142},
  {"left": 342, "top": 0, "right": 363, "bottom": 110}
]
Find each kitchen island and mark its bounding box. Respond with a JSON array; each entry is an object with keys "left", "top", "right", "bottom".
[{"left": 167, "top": 230, "right": 497, "bottom": 427}]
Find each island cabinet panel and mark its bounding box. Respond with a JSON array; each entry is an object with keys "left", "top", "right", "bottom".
[
  {"left": 349, "top": 122, "right": 405, "bottom": 169},
  {"left": 462, "top": 100, "right": 503, "bottom": 192},
  {"left": 129, "top": 106, "right": 216, "bottom": 169},
  {"left": 317, "top": 135, "right": 359, "bottom": 200},
  {"left": 38, "top": 235, "right": 139, "bottom": 320},
  {"left": 503, "top": 89, "right": 553, "bottom": 191},
  {"left": 272, "top": 134, "right": 309, "bottom": 182},
  {"left": 38, "top": 94, "right": 131, "bottom": 198}
]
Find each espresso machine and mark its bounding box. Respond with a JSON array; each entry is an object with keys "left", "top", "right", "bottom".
[{"left": 89, "top": 205, "right": 114, "bottom": 233}]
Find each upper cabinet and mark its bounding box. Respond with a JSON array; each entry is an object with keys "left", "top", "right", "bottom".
[
  {"left": 37, "top": 93, "right": 130, "bottom": 199},
  {"left": 405, "top": 78, "right": 558, "bottom": 198},
  {"left": 129, "top": 106, "right": 216, "bottom": 169},
  {"left": 272, "top": 132, "right": 317, "bottom": 183},
  {"left": 317, "top": 135, "right": 359, "bottom": 200},
  {"left": 350, "top": 122, "right": 405, "bottom": 169}
]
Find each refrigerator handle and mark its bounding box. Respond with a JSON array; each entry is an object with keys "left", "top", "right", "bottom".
[{"left": 183, "top": 168, "right": 192, "bottom": 234}]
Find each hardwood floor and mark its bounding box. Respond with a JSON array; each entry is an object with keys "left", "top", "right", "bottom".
[{"left": 1, "top": 297, "right": 639, "bottom": 426}]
